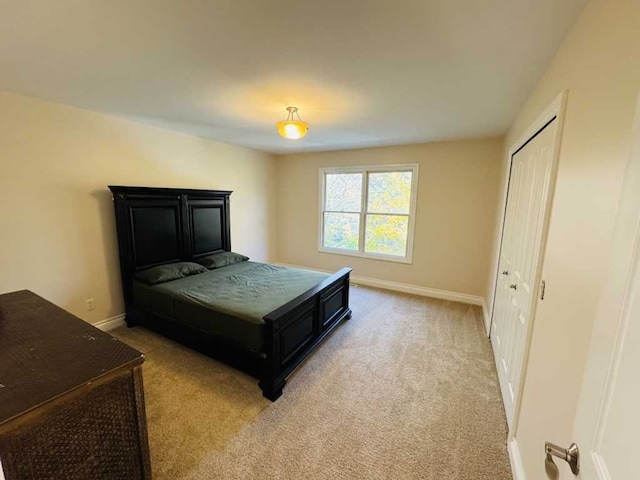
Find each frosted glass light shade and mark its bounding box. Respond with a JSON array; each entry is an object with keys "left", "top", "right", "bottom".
[
  {"left": 276, "top": 106, "right": 309, "bottom": 140},
  {"left": 276, "top": 120, "right": 309, "bottom": 139}
]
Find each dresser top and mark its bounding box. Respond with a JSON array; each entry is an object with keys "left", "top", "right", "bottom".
[{"left": 0, "top": 290, "right": 143, "bottom": 426}]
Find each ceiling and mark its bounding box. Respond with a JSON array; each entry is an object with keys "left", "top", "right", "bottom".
[{"left": 0, "top": 0, "right": 588, "bottom": 154}]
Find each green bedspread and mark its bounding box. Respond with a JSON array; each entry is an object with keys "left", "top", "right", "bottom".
[
  {"left": 132, "top": 262, "right": 329, "bottom": 352},
  {"left": 157, "top": 261, "right": 328, "bottom": 324}
]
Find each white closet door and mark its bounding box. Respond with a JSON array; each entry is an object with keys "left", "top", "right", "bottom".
[{"left": 491, "top": 119, "right": 558, "bottom": 427}]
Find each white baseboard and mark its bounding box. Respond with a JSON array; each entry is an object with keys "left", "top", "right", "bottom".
[
  {"left": 350, "top": 275, "right": 483, "bottom": 305},
  {"left": 94, "top": 313, "right": 126, "bottom": 331},
  {"left": 482, "top": 298, "right": 491, "bottom": 336},
  {"left": 275, "top": 263, "right": 483, "bottom": 306},
  {"left": 508, "top": 438, "right": 525, "bottom": 480}
]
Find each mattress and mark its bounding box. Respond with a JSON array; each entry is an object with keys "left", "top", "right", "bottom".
[{"left": 132, "top": 261, "right": 329, "bottom": 352}]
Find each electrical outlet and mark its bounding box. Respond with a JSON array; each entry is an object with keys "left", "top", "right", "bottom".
[{"left": 85, "top": 298, "right": 95, "bottom": 311}]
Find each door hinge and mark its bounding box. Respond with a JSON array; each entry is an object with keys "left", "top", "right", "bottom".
[{"left": 540, "top": 280, "right": 546, "bottom": 300}]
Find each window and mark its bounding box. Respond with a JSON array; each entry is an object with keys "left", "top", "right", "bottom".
[{"left": 319, "top": 164, "right": 418, "bottom": 263}]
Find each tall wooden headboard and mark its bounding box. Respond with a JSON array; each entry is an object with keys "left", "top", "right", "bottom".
[{"left": 108, "top": 186, "right": 232, "bottom": 309}]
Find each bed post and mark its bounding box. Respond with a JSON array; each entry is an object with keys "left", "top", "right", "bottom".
[
  {"left": 259, "top": 267, "right": 352, "bottom": 401},
  {"left": 259, "top": 319, "right": 285, "bottom": 401}
]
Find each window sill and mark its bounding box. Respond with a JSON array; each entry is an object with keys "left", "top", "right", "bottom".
[{"left": 318, "top": 247, "right": 413, "bottom": 264}]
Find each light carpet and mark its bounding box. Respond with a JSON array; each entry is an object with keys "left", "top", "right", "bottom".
[{"left": 112, "top": 285, "right": 512, "bottom": 479}]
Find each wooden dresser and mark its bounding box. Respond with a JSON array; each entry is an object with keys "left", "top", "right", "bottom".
[{"left": 0, "top": 290, "right": 152, "bottom": 480}]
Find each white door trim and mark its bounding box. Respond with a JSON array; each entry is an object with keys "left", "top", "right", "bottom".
[
  {"left": 489, "top": 91, "right": 568, "bottom": 434},
  {"left": 508, "top": 438, "right": 526, "bottom": 480}
]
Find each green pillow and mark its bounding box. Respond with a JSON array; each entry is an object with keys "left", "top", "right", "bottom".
[
  {"left": 197, "top": 251, "right": 249, "bottom": 270},
  {"left": 135, "top": 262, "right": 207, "bottom": 285}
]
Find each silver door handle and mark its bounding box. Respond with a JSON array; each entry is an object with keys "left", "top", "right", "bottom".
[
  {"left": 502, "top": 270, "right": 509, "bottom": 275},
  {"left": 509, "top": 284, "right": 517, "bottom": 290},
  {"left": 545, "top": 441, "right": 579, "bottom": 475}
]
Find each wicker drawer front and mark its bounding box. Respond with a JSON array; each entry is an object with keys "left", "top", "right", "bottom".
[{"left": 0, "top": 372, "right": 149, "bottom": 480}]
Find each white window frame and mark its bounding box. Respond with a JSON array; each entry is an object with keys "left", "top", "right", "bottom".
[{"left": 318, "top": 164, "right": 419, "bottom": 264}]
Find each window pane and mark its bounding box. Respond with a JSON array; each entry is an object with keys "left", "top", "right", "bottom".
[
  {"left": 325, "top": 173, "right": 362, "bottom": 212},
  {"left": 323, "top": 212, "right": 360, "bottom": 251},
  {"left": 367, "top": 171, "right": 412, "bottom": 214},
  {"left": 365, "top": 214, "right": 408, "bottom": 256}
]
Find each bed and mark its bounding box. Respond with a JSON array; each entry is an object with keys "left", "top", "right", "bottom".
[{"left": 109, "top": 186, "right": 352, "bottom": 400}]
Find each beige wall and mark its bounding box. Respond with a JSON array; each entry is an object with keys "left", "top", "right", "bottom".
[
  {"left": 486, "top": 0, "right": 640, "bottom": 477},
  {"left": 275, "top": 138, "right": 503, "bottom": 298},
  {"left": 0, "top": 92, "right": 277, "bottom": 325}
]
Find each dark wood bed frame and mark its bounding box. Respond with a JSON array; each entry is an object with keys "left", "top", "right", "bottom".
[{"left": 108, "top": 186, "right": 352, "bottom": 400}]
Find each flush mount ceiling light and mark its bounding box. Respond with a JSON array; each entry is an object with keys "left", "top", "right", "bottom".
[{"left": 276, "top": 106, "right": 309, "bottom": 140}]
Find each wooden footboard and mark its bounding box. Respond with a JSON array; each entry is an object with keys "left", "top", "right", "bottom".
[{"left": 258, "top": 267, "right": 352, "bottom": 400}]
